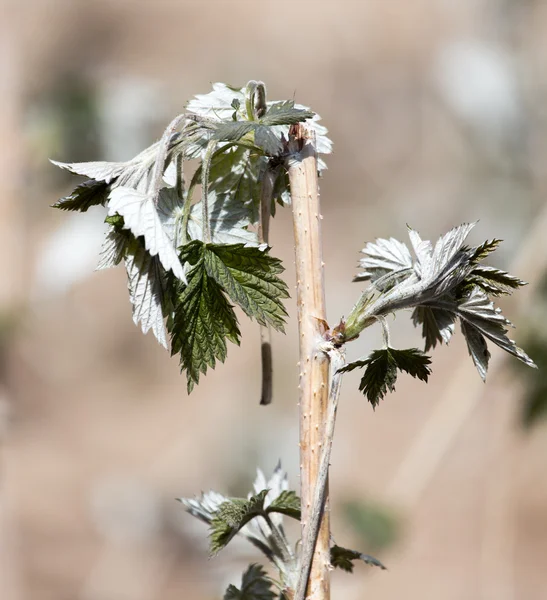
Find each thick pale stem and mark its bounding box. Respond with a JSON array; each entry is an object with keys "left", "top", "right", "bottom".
[{"left": 286, "top": 125, "right": 330, "bottom": 600}]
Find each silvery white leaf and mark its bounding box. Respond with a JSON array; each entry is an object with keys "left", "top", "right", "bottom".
[
  {"left": 457, "top": 287, "right": 535, "bottom": 367},
  {"left": 356, "top": 237, "right": 413, "bottom": 282},
  {"left": 178, "top": 490, "right": 229, "bottom": 524},
  {"left": 461, "top": 320, "right": 490, "bottom": 381},
  {"left": 429, "top": 222, "right": 476, "bottom": 284},
  {"left": 187, "top": 82, "right": 246, "bottom": 121},
  {"left": 407, "top": 226, "right": 433, "bottom": 280},
  {"left": 52, "top": 138, "right": 183, "bottom": 193},
  {"left": 124, "top": 243, "right": 168, "bottom": 348},
  {"left": 251, "top": 463, "right": 289, "bottom": 529},
  {"left": 108, "top": 186, "right": 186, "bottom": 281},
  {"left": 51, "top": 159, "right": 127, "bottom": 184},
  {"left": 96, "top": 226, "right": 128, "bottom": 270},
  {"left": 188, "top": 191, "right": 258, "bottom": 246}
]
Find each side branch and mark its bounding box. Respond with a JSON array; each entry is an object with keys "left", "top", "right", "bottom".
[{"left": 294, "top": 345, "right": 346, "bottom": 600}]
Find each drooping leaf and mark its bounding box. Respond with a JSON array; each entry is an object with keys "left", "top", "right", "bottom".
[
  {"left": 412, "top": 305, "right": 456, "bottom": 351},
  {"left": 124, "top": 239, "right": 170, "bottom": 349},
  {"left": 168, "top": 242, "right": 241, "bottom": 393},
  {"left": 339, "top": 348, "right": 431, "bottom": 408},
  {"left": 168, "top": 241, "right": 288, "bottom": 391},
  {"left": 210, "top": 490, "right": 269, "bottom": 555},
  {"left": 460, "top": 320, "right": 490, "bottom": 381},
  {"left": 96, "top": 225, "right": 129, "bottom": 270},
  {"left": 108, "top": 186, "right": 186, "bottom": 281},
  {"left": 52, "top": 179, "right": 109, "bottom": 212},
  {"left": 266, "top": 491, "right": 301, "bottom": 521},
  {"left": 457, "top": 287, "right": 535, "bottom": 371},
  {"left": 223, "top": 564, "right": 276, "bottom": 600},
  {"left": 330, "top": 545, "right": 386, "bottom": 572}
]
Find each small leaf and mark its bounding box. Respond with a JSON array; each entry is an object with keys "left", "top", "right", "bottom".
[
  {"left": 339, "top": 348, "right": 431, "bottom": 408},
  {"left": 266, "top": 491, "right": 301, "bottom": 521},
  {"left": 412, "top": 306, "right": 456, "bottom": 351},
  {"left": 52, "top": 179, "right": 108, "bottom": 212},
  {"left": 260, "top": 100, "right": 314, "bottom": 126},
  {"left": 124, "top": 239, "right": 170, "bottom": 349},
  {"left": 210, "top": 490, "right": 268, "bottom": 555},
  {"left": 177, "top": 490, "right": 229, "bottom": 525},
  {"left": 354, "top": 237, "right": 413, "bottom": 283},
  {"left": 467, "top": 265, "right": 526, "bottom": 296},
  {"left": 223, "top": 564, "right": 276, "bottom": 600},
  {"left": 96, "top": 226, "right": 129, "bottom": 270},
  {"left": 469, "top": 239, "right": 502, "bottom": 263},
  {"left": 458, "top": 287, "right": 535, "bottom": 370},
  {"left": 330, "top": 545, "right": 386, "bottom": 573},
  {"left": 460, "top": 320, "right": 490, "bottom": 381},
  {"left": 212, "top": 120, "right": 256, "bottom": 143}
]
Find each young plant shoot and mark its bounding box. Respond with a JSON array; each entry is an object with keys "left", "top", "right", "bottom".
[{"left": 52, "top": 81, "right": 535, "bottom": 600}]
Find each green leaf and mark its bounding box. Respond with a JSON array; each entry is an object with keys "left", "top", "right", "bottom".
[
  {"left": 223, "top": 564, "right": 275, "bottom": 600},
  {"left": 212, "top": 121, "right": 256, "bottom": 143},
  {"left": 210, "top": 490, "right": 268, "bottom": 555},
  {"left": 52, "top": 179, "right": 108, "bottom": 212},
  {"left": 205, "top": 244, "right": 289, "bottom": 332},
  {"left": 467, "top": 265, "right": 526, "bottom": 296},
  {"left": 339, "top": 348, "right": 431, "bottom": 408},
  {"left": 469, "top": 239, "right": 502, "bottom": 263},
  {"left": 266, "top": 490, "right": 301, "bottom": 520},
  {"left": 412, "top": 306, "right": 455, "bottom": 351},
  {"left": 169, "top": 241, "right": 288, "bottom": 392},
  {"left": 330, "top": 545, "right": 386, "bottom": 572},
  {"left": 168, "top": 241, "right": 241, "bottom": 393},
  {"left": 260, "top": 100, "right": 314, "bottom": 126}
]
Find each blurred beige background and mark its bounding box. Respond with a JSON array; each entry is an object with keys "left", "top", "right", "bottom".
[{"left": 1, "top": 1, "right": 547, "bottom": 599}]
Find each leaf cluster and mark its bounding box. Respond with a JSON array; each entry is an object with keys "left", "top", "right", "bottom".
[
  {"left": 344, "top": 223, "right": 535, "bottom": 385},
  {"left": 179, "top": 464, "right": 386, "bottom": 598},
  {"left": 51, "top": 81, "right": 332, "bottom": 391}
]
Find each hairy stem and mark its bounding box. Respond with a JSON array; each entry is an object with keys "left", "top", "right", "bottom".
[
  {"left": 201, "top": 140, "right": 216, "bottom": 243},
  {"left": 286, "top": 125, "right": 330, "bottom": 600},
  {"left": 150, "top": 113, "right": 186, "bottom": 205},
  {"left": 258, "top": 166, "right": 277, "bottom": 405},
  {"left": 294, "top": 345, "right": 345, "bottom": 600}
]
